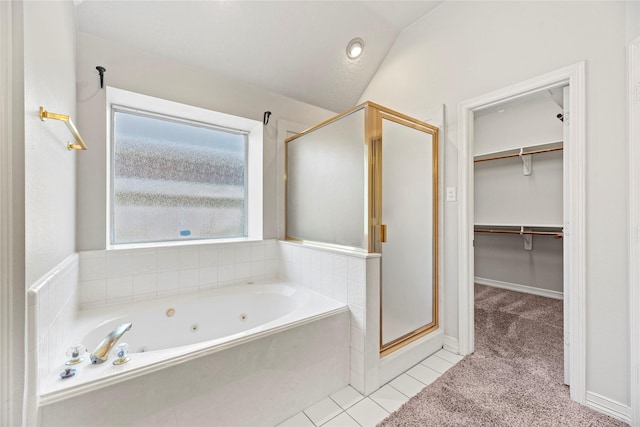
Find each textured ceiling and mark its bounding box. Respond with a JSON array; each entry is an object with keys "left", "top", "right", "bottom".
[{"left": 75, "top": 1, "right": 444, "bottom": 112}]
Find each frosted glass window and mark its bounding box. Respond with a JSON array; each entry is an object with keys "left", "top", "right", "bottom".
[{"left": 111, "top": 108, "right": 248, "bottom": 244}]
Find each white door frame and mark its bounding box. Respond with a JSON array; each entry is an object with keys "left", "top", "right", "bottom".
[
  {"left": 1, "top": 2, "right": 25, "bottom": 426},
  {"left": 0, "top": 3, "right": 12, "bottom": 423},
  {"left": 629, "top": 36, "right": 640, "bottom": 427},
  {"left": 457, "top": 62, "right": 586, "bottom": 403}
]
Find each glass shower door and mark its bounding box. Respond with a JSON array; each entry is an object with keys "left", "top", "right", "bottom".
[{"left": 380, "top": 115, "right": 438, "bottom": 354}]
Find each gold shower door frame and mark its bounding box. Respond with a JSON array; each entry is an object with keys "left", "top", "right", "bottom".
[{"left": 285, "top": 101, "right": 439, "bottom": 357}]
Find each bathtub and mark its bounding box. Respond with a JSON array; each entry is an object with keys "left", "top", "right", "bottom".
[{"left": 39, "top": 280, "right": 349, "bottom": 412}]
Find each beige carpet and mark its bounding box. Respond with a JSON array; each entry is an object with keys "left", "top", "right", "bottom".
[{"left": 378, "top": 284, "right": 628, "bottom": 426}]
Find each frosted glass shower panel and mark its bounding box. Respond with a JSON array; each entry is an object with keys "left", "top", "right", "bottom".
[
  {"left": 381, "top": 118, "right": 435, "bottom": 347},
  {"left": 286, "top": 108, "right": 366, "bottom": 248}
]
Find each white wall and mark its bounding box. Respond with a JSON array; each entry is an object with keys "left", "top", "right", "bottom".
[
  {"left": 13, "top": 1, "right": 79, "bottom": 424},
  {"left": 75, "top": 32, "right": 335, "bottom": 250},
  {"left": 473, "top": 96, "right": 563, "bottom": 155},
  {"left": 360, "top": 1, "right": 629, "bottom": 405},
  {"left": 626, "top": 0, "right": 640, "bottom": 43},
  {"left": 24, "top": 1, "right": 77, "bottom": 286}
]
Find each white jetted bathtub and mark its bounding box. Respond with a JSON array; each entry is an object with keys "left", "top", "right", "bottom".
[
  {"left": 83, "top": 283, "right": 306, "bottom": 354},
  {"left": 39, "top": 281, "right": 350, "bottom": 417}
]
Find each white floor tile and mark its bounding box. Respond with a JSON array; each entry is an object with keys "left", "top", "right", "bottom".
[
  {"left": 388, "top": 373, "right": 426, "bottom": 398},
  {"left": 346, "top": 398, "right": 389, "bottom": 427},
  {"left": 421, "top": 354, "right": 454, "bottom": 374},
  {"left": 369, "top": 385, "right": 409, "bottom": 413},
  {"left": 434, "top": 348, "right": 464, "bottom": 364},
  {"left": 330, "top": 386, "right": 364, "bottom": 410},
  {"left": 277, "top": 412, "right": 315, "bottom": 427},
  {"left": 304, "top": 397, "right": 343, "bottom": 426},
  {"left": 321, "top": 412, "right": 360, "bottom": 427},
  {"left": 406, "top": 363, "right": 440, "bottom": 385}
]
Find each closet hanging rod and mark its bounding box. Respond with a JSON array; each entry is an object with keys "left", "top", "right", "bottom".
[
  {"left": 474, "top": 228, "right": 563, "bottom": 238},
  {"left": 39, "top": 106, "right": 87, "bottom": 151},
  {"left": 474, "top": 146, "right": 562, "bottom": 163}
]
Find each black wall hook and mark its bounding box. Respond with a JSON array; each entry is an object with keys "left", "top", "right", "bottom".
[
  {"left": 96, "top": 66, "right": 106, "bottom": 89},
  {"left": 263, "top": 111, "right": 272, "bottom": 126}
]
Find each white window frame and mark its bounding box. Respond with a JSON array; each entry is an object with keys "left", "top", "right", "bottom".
[{"left": 106, "top": 87, "right": 263, "bottom": 249}]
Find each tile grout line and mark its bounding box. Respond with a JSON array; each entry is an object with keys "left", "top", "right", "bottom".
[
  {"left": 363, "top": 396, "right": 392, "bottom": 417},
  {"left": 386, "top": 381, "right": 421, "bottom": 399},
  {"left": 328, "top": 394, "right": 351, "bottom": 411},
  {"left": 404, "top": 367, "right": 439, "bottom": 383},
  {"left": 319, "top": 410, "right": 360, "bottom": 427},
  {"left": 319, "top": 396, "right": 347, "bottom": 427},
  {"left": 433, "top": 354, "right": 454, "bottom": 363},
  {"left": 301, "top": 412, "right": 316, "bottom": 427}
]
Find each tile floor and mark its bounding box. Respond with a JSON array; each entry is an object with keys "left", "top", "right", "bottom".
[{"left": 277, "top": 349, "right": 464, "bottom": 427}]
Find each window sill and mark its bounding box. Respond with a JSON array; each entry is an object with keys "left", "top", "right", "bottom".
[{"left": 106, "top": 236, "right": 264, "bottom": 251}]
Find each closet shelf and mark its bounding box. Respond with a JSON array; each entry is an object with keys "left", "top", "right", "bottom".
[{"left": 474, "top": 140, "right": 562, "bottom": 163}]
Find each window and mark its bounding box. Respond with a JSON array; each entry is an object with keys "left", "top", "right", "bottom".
[{"left": 107, "top": 88, "right": 263, "bottom": 247}]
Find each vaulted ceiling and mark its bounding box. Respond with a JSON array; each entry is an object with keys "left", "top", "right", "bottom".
[{"left": 75, "top": 1, "right": 444, "bottom": 112}]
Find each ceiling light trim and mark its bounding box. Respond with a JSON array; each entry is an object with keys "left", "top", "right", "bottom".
[{"left": 347, "top": 38, "right": 365, "bottom": 59}]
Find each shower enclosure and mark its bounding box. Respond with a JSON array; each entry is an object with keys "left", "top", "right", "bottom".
[{"left": 285, "top": 101, "right": 439, "bottom": 356}]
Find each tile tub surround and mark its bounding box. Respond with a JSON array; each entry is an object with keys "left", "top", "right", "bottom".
[
  {"left": 26, "top": 254, "right": 80, "bottom": 425},
  {"left": 279, "top": 240, "right": 382, "bottom": 395},
  {"left": 39, "top": 310, "right": 351, "bottom": 427},
  {"left": 279, "top": 240, "right": 443, "bottom": 396},
  {"left": 79, "top": 240, "right": 280, "bottom": 308}
]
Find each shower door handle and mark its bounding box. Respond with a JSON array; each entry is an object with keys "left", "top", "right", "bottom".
[{"left": 380, "top": 224, "right": 387, "bottom": 243}]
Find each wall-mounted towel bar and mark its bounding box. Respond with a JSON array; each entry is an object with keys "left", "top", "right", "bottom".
[{"left": 39, "top": 106, "right": 87, "bottom": 151}]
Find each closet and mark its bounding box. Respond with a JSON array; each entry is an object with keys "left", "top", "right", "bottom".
[{"left": 474, "top": 90, "right": 565, "bottom": 297}]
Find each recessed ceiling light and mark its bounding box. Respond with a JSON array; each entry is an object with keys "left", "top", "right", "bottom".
[{"left": 347, "top": 38, "right": 364, "bottom": 59}]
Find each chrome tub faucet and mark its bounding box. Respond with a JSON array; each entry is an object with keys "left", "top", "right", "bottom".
[{"left": 90, "top": 322, "right": 132, "bottom": 364}]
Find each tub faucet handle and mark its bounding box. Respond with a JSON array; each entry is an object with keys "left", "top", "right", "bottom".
[
  {"left": 113, "top": 343, "right": 131, "bottom": 365},
  {"left": 65, "top": 344, "right": 87, "bottom": 365}
]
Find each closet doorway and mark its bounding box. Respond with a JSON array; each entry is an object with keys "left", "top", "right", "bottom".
[
  {"left": 473, "top": 88, "right": 567, "bottom": 382},
  {"left": 457, "top": 62, "right": 587, "bottom": 403}
]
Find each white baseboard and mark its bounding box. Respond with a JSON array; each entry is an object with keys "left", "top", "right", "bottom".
[
  {"left": 586, "top": 391, "right": 631, "bottom": 424},
  {"left": 443, "top": 335, "right": 459, "bottom": 354},
  {"left": 474, "top": 277, "right": 563, "bottom": 300}
]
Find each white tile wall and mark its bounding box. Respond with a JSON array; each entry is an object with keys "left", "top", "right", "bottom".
[
  {"left": 27, "top": 254, "right": 80, "bottom": 397},
  {"left": 279, "top": 241, "right": 368, "bottom": 306},
  {"left": 278, "top": 241, "right": 382, "bottom": 396},
  {"left": 78, "top": 240, "right": 280, "bottom": 309}
]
